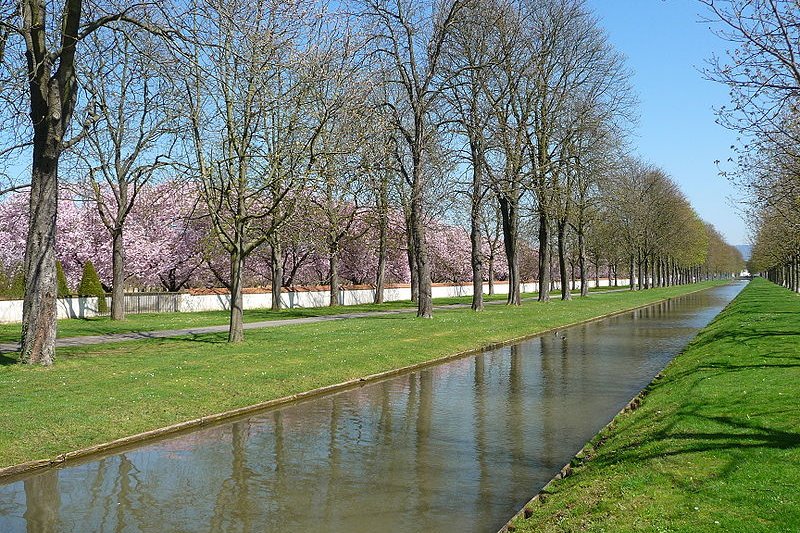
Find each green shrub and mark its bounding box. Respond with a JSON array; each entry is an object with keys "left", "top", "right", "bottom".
[
  {"left": 56, "top": 261, "right": 70, "bottom": 298},
  {"left": 77, "top": 261, "right": 107, "bottom": 313},
  {"left": 8, "top": 269, "right": 25, "bottom": 299}
]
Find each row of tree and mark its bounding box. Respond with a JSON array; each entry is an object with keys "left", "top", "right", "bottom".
[
  {"left": 0, "top": 182, "right": 521, "bottom": 293},
  {"left": 701, "top": 1, "right": 800, "bottom": 290},
  {"left": 1, "top": 0, "right": 742, "bottom": 365}
]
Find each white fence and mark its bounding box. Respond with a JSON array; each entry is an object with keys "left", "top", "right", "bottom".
[{"left": 0, "top": 278, "right": 628, "bottom": 324}]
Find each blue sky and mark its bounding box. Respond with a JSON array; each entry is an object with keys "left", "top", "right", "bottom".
[{"left": 587, "top": 0, "right": 748, "bottom": 245}]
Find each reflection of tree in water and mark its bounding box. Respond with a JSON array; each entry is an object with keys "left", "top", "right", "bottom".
[
  {"left": 210, "top": 421, "right": 254, "bottom": 533},
  {"left": 24, "top": 469, "right": 60, "bottom": 533},
  {"left": 323, "top": 400, "right": 342, "bottom": 523},
  {"left": 415, "top": 370, "right": 434, "bottom": 513},
  {"left": 539, "top": 335, "right": 559, "bottom": 471},
  {"left": 508, "top": 344, "right": 526, "bottom": 491},
  {"left": 473, "top": 354, "right": 493, "bottom": 526},
  {"left": 81, "top": 453, "right": 161, "bottom": 531}
]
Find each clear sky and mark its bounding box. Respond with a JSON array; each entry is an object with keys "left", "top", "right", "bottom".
[{"left": 587, "top": 0, "right": 748, "bottom": 245}]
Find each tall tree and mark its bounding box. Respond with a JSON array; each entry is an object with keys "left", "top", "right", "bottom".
[
  {"left": 180, "top": 0, "right": 316, "bottom": 341},
  {"left": 76, "top": 28, "right": 176, "bottom": 320},
  {"left": 1, "top": 1, "right": 154, "bottom": 364},
  {"left": 444, "top": 0, "right": 503, "bottom": 310},
  {"left": 362, "top": 0, "right": 466, "bottom": 318}
]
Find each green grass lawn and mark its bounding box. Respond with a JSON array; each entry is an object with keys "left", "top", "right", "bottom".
[
  {"left": 0, "top": 284, "right": 630, "bottom": 343},
  {"left": 0, "top": 281, "right": 704, "bottom": 470},
  {"left": 511, "top": 277, "right": 800, "bottom": 532}
]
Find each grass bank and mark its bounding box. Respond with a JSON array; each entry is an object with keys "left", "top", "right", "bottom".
[
  {"left": 510, "top": 277, "right": 799, "bottom": 532},
  {"left": 0, "top": 285, "right": 629, "bottom": 343},
  {"left": 0, "top": 281, "right": 710, "bottom": 471}
]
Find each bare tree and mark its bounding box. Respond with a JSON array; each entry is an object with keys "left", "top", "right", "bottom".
[
  {"left": 0, "top": 1, "right": 158, "bottom": 364},
  {"left": 478, "top": 0, "right": 532, "bottom": 306},
  {"left": 702, "top": 0, "right": 800, "bottom": 280},
  {"left": 443, "top": 0, "right": 505, "bottom": 310},
  {"left": 180, "top": 0, "right": 316, "bottom": 341},
  {"left": 702, "top": 0, "right": 800, "bottom": 142},
  {"left": 361, "top": 0, "right": 466, "bottom": 318},
  {"left": 75, "top": 28, "right": 176, "bottom": 320},
  {"left": 303, "top": 17, "right": 373, "bottom": 306}
]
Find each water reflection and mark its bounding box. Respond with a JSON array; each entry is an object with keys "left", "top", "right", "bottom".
[{"left": 0, "top": 283, "right": 744, "bottom": 533}]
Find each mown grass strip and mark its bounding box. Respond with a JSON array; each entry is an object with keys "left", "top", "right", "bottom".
[
  {"left": 509, "top": 277, "right": 800, "bottom": 533},
  {"left": 0, "top": 281, "right": 712, "bottom": 470}
]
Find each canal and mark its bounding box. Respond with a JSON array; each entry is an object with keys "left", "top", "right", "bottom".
[{"left": 0, "top": 282, "right": 744, "bottom": 532}]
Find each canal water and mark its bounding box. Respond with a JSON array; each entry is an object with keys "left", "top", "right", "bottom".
[{"left": 0, "top": 283, "right": 744, "bottom": 533}]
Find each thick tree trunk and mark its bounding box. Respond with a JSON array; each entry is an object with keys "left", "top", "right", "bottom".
[
  {"left": 557, "top": 220, "right": 571, "bottom": 301},
  {"left": 549, "top": 234, "right": 556, "bottom": 292},
  {"left": 20, "top": 0, "right": 88, "bottom": 365},
  {"left": 374, "top": 209, "right": 388, "bottom": 304},
  {"left": 629, "top": 255, "right": 636, "bottom": 291},
  {"left": 488, "top": 259, "right": 495, "bottom": 295},
  {"left": 537, "top": 211, "right": 550, "bottom": 302},
  {"left": 470, "top": 182, "right": 484, "bottom": 311},
  {"left": 329, "top": 245, "right": 340, "bottom": 307},
  {"left": 270, "top": 240, "right": 282, "bottom": 310},
  {"left": 500, "top": 196, "right": 521, "bottom": 305},
  {"left": 405, "top": 217, "right": 418, "bottom": 303},
  {"left": 21, "top": 126, "right": 60, "bottom": 365},
  {"left": 110, "top": 229, "right": 125, "bottom": 320},
  {"left": 637, "top": 255, "right": 643, "bottom": 290},
  {"left": 556, "top": 220, "right": 572, "bottom": 300},
  {"left": 228, "top": 250, "right": 244, "bottom": 343},
  {"left": 410, "top": 201, "right": 432, "bottom": 318}
]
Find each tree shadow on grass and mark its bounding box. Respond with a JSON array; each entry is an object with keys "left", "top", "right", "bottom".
[
  {"left": 0, "top": 352, "right": 18, "bottom": 365},
  {"left": 595, "top": 408, "right": 800, "bottom": 473}
]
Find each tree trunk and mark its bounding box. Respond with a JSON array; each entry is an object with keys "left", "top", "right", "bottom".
[
  {"left": 411, "top": 200, "right": 433, "bottom": 318},
  {"left": 20, "top": 0, "right": 85, "bottom": 365},
  {"left": 409, "top": 143, "right": 433, "bottom": 318},
  {"left": 270, "top": 240, "right": 282, "bottom": 310},
  {"left": 405, "top": 217, "right": 418, "bottom": 303},
  {"left": 20, "top": 127, "right": 60, "bottom": 365},
  {"left": 374, "top": 209, "right": 388, "bottom": 304},
  {"left": 537, "top": 210, "right": 550, "bottom": 302},
  {"left": 329, "top": 245, "right": 340, "bottom": 307},
  {"left": 557, "top": 220, "right": 571, "bottom": 301},
  {"left": 228, "top": 250, "right": 245, "bottom": 342},
  {"left": 110, "top": 229, "right": 125, "bottom": 320},
  {"left": 500, "top": 196, "right": 521, "bottom": 305},
  {"left": 637, "top": 256, "right": 643, "bottom": 290},
  {"left": 629, "top": 255, "right": 636, "bottom": 291},
  {"left": 488, "top": 258, "right": 495, "bottom": 295},
  {"left": 470, "top": 165, "right": 484, "bottom": 311}
]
